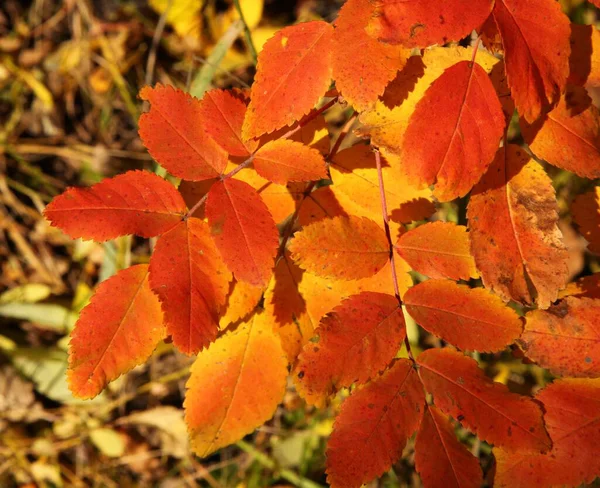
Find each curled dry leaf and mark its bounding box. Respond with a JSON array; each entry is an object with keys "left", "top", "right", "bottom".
[{"left": 294, "top": 292, "right": 406, "bottom": 407}]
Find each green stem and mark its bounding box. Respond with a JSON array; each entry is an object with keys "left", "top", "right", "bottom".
[
  {"left": 233, "top": 0, "right": 258, "bottom": 64},
  {"left": 236, "top": 440, "right": 325, "bottom": 488}
]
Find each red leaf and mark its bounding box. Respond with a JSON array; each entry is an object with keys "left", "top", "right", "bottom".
[
  {"left": 44, "top": 170, "right": 185, "bottom": 241},
  {"left": 415, "top": 406, "right": 483, "bottom": 488},
  {"left": 289, "top": 215, "right": 390, "bottom": 280},
  {"left": 491, "top": 0, "right": 570, "bottom": 122},
  {"left": 522, "top": 85, "right": 600, "bottom": 179},
  {"left": 368, "top": 0, "right": 493, "bottom": 48},
  {"left": 252, "top": 139, "right": 328, "bottom": 184},
  {"left": 417, "top": 348, "right": 551, "bottom": 452},
  {"left": 467, "top": 145, "right": 569, "bottom": 309},
  {"left": 68, "top": 265, "right": 165, "bottom": 399},
  {"left": 243, "top": 21, "right": 333, "bottom": 139},
  {"left": 206, "top": 178, "right": 278, "bottom": 286},
  {"left": 149, "top": 218, "right": 232, "bottom": 355},
  {"left": 294, "top": 292, "right": 405, "bottom": 407},
  {"left": 395, "top": 222, "right": 479, "bottom": 281},
  {"left": 326, "top": 359, "right": 425, "bottom": 488},
  {"left": 197, "top": 89, "right": 258, "bottom": 157},
  {"left": 139, "top": 84, "right": 228, "bottom": 180},
  {"left": 494, "top": 378, "right": 600, "bottom": 488},
  {"left": 401, "top": 60, "right": 505, "bottom": 201},
  {"left": 520, "top": 297, "right": 600, "bottom": 378},
  {"left": 331, "top": 0, "right": 408, "bottom": 111},
  {"left": 404, "top": 280, "right": 522, "bottom": 352}
]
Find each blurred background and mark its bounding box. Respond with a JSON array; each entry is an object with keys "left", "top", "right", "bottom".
[{"left": 0, "top": 0, "right": 598, "bottom": 487}]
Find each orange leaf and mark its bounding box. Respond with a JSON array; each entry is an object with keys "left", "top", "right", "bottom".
[
  {"left": 219, "top": 280, "right": 264, "bottom": 328},
  {"left": 331, "top": 0, "right": 408, "bottom": 111},
  {"left": 467, "top": 145, "right": 569, "bottom": 309},
  {"left": 44, "top": 170, "right": 185, "bottom": 242},
  {"left": 253, "top": 139, "right": 328, "bottom": 184},
  {"left": 415, "top": 406, "right": 483, "bottom": 488},
  {"left": 326, "top": 359, "right": 424, "bottom": 488},
  {"left": 568, "top": 24, "right": 600, "bottom": 89},
  {"left": 404, "top": 280, "right": 522, "bottom": 352},
  {"left": 243, "top": 21, "right": 333, "bottom": 139},
  {"left": 491, "top": 0, "right": 570, "bottom": 122},
  {"left": 68, "top": 265, "right": 165, "bottom": 399},
  {"left": 296, "top": 187, "right": 347, "bottom": 227},
  {"left": 198, "top": 89, "right": 258, "bottom": 157},
  {"left": 289, "top": 215, "right": 390, "bottom": 280},
  {"left": 149, "top": 218, "right": 232, "bottom": 355},
  {"left": 559, "top": 273, "right": 600, "bottom": 300},
  {"left": 522, "top": 85, "right": 600, "bottom": 179},
  {"left": 396, "top": 221, "right": 479, "bottom": 281},
  {"left": 206, "top": 178, "right": 278, "bottom": 286},
  {"left": 494, "top": 378, "right": 600, "bottom": 488},
  {"left": 330, "top": 145, "right": 435, "bottom": 224},
  {"left": 401, "top": 60, "right": 505, "bottom": 201},
  {"left": 572, "top": 187, "right": 600, "bottom": 254},
  {"left": 368, "top": 0, "right": 493, "bottom": 48},
  {"left": 294, "top": 292, "right": 405, "bottom": 407},
  {"left": 139, "top": 85, "right": 228, "bottom": 180},
  {"left": 417, "top": 348, "right": 551, "bottom": 452},
  {"left": 184, "top": 313, "right": 287, "bottom": 457},
  {"left": 520, "top": 297, "right": 600, "bottom": 377}
]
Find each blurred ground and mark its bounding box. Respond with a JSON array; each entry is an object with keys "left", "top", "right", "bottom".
[{"left": 0, "top": 0, "right": 598, "bottom": 487}]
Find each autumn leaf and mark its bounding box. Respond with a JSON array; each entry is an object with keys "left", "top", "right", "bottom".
[
  {"left": 289, "top": 215, "right": 390, "bottom": 280},
  {"left": 520, "top": 297, "right": 600, "bottom": 378},
  {"left": 139, "top": 84, "right": 228, "bottom": 180},
  {"left": 490, "top": 0, "right": 570, "bottom": 122},
  {"left": 206, "top": 178, "right": 278, "bottom": 286},
  {"left": 568, "top": 24, "right": 600, "bottom": 89},
  {"left": 252, "top": 139, "right": 328, "bottom": 184},
  {"left": 184, "top": 313, "right": 287, "bottom": 457},
  {"left": 197, "top": 89, "right": 258, "bottom": 157},
  {"left": 494, "top": 378, "right": 600, "bottom": 488},
  {"left": 149, "top": 218, "right": 232, "bottom": 355},
  {"left": 219, "top": 280, "right": 264, "bottom": 328},
  {"left": 467, "top": 144, "right": 569, "bottom": 309},
  {"left": 368, "top": 0, "right": 493, "bottom": 48},
  {"left": 559, "top": 273, "right": 600, "bottom": 300},
  {"left": 401, "top": 60, "right": 505, "bottom": 201},
  {"left": 417, "top": 348, "right": 551, "bottom": 452},
  {"left": 329, "top": 144, "right": 435, "bottom": 224},
  {"left": 404, "top": 280, "right": 522, "bottom": 352},
  {"left": 573, "top": 188, "right": 600, "bottom": 256},
  {"left": 296, "top": 186, "right": 347, "bottom": 227},
  {"left": 522, "top": 85, "right": 600, "bottom": 179},
  {"left": 396, "top": 221, "right": 479, "bottom": 281},
  {"left": 294, "top": 292, "right": 405, "bottom": 407},
  {"left": 326, "top": 359, "right": 424, "bottom": 488},
  {"left": 44, "top": 170, "right": 185, "bottom": 242},
  {"left": 68, "top": 265, "right": 165, "bottom": 399},
  {"left": 243, "top": 21, "right": 333, "bottom": 139},
  {"left": 415, "top": 406, "right": 483, "bottom": 488},
  {"left": 331, "top": 0, "right": 408, "bottom": 111}
]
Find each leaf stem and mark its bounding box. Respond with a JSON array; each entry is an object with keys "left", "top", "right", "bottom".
[
  {"left": 374, "top": 150, "right": 415, "bottom": 362},
  {"left": 185, "top": 193, "right": 209, "bottom": 219},
  {"left": 221, "top": 154, "right": 255, "bottom": 180}
]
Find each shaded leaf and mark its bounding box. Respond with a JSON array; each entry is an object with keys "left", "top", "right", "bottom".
[
  {"left": 568, "top": 24, "right": 600, "bottom": 89},
  {"left": 139, "top": 85, "right": 228, "bottom": 180},
  {"left": 368, "top": 0, "right": 493, "bottom": 48},
  {"left": 490, "top": 0, "right": 570, "bottom": 122},
  {"left": 520, "top": 297, "right": 600, "bottom": 378},
  {"left": 149, "top": 218, "right": 232, "bottom": 355},
  {"left": 326, "top": 359, "right": 424, "bottom": 488},
  {"left": 572, "top": 187, "right": 600, "bottom": 254},
  {"left": 44, "top": 171, "right": 185, "bottom": 242},
  {"left": 68, "top": 265, "right": 165, "bottom": 399},
  {"left": 184, "top": 313, "right": 287, "bottom": 457},
  {"left": 243, "top": 21, "right": 333, "bottom": 139},
  {"left": 467, "top": 145, "right": 569, "bottom": 309},
  {"left": 396, "top": 222, "right": 479, "bottom": 281},
  {"left": 415, "top": 406, "right": 483, "bottom": 488},
  {"left": 294, "top": 292, "right": 405, "bottom": 407},
  {"left": 558, "top": 273, "right": 600, "bottom": 300},
  {"left": 253, "top": 139, "right": 327, "bottom": 184},
  {"left": 206, "top": 178, "right": 278, "bottom": 286},
  {"left": 405, "top": 280, "right": 522, "bottom": 352},
  {"left": 401, "top": 60, "right": 505, "bottom": 201},
  {"left": 417, "top": 348, "right": 551, "bottom": 452},
  {"left": 220, "top": 280, "right": 264, "bottom": 328},
  {"left": 289, "top": 216, "right": 390, "bottom": 280}
]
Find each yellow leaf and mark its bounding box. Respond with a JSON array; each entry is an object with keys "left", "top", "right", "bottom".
[{"left": 149, "top": 0, "right": 203, "bottom": 39}]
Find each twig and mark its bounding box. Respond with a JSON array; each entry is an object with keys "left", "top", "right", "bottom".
[{"left": 233, "top": 0, "right": 258, "bottom": 64}]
